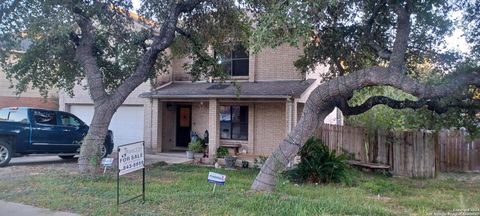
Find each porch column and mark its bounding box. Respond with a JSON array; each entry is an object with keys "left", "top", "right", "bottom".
[
  {"left": 247, "top": 103, "right": 255, "bottom": 154},
  {"left": 208, "top": 99, "right": 220, "bottom": 159},
  {"left": 144, "top": 98, "right": 160, "bottom": 153},
  {"left": 157, "top": 101, "right": 163, "bottom": 152},
  {"left": 292, "top": 100, "right": 298, "bottom": 127},
  {"left": 286, "top": 98, "right": 294, "bottom": 134}
]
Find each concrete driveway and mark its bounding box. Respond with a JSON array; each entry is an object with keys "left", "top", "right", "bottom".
[
  {"left": 0, "top": 153, "right": 191, "bottom": 181},
  {"left": 0, "top": 155, "right": 76, "bottom": 181},
  {"left": 9, "top": 155, "right": 71, "bottom": 166}
]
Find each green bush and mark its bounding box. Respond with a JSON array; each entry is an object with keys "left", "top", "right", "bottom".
[
  {"left": 188, "top": 139, "right": 204, "bottom": 153},
  {"left": 288, "top": 137, "right": 351, "bottom": 184},
  {"left": 216, "top": 146, "right": 229, "bottom": 158}
]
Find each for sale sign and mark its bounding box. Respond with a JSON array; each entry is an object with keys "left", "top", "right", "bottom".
[{"left": 118, "top": 142, "right": 144, "bottom": 176}]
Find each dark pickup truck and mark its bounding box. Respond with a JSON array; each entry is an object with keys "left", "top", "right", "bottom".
[{"left": 0, "top": 107, "right": 114, "bottom": 167}]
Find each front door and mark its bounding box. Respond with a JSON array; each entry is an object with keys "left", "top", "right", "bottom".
[{"left": 176, "top": 105, "right": 192, "bottom": 148}]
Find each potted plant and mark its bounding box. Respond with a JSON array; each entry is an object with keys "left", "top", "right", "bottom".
[
  {"left": 225, "top": 155, "right": 237, "bottom": 169},
  {"left": 187, "top": 139, "right": 204, "bottom": 159},
  {"left": 242, "top": 160, "right": 249, "bottom": 169},
  {"left": 216, "top": 147, "right": 229, "bottom": 158}
]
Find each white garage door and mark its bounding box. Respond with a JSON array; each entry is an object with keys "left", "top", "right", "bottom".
[{"left": 69, "top": 105, "right": 144, "bottom": 148}]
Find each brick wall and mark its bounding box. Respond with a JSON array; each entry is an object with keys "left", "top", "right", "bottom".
[
  {"left": 252, "top": 44, "right": 304, "bottom": 81},
  {"left": 165, "top": 44, "right": 304, "bottom": 82},
  {"left": 254, "top": 102, "right": 286, "bottom": 155},
  {"left": 191, "top": 102, "right": 209, "bottom": 136},
  {"left": 171, "top": 57, "right": 192, "bottom": 81},
  {"left": 0, "top": 96, "right": 58, "bottom": 110},
  {"left": 1, "top": 69, "right": 58, "bottom": 108}
]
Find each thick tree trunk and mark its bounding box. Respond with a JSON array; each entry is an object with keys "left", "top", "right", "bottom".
[
  {"left": 77, "top": 104, "right": 115, "bottom": 174},
  {"left": 70, "top": 0, "right": 205, "bottom": 174},
  {"left": 251, "top": 66, "right": 480, "bottom": 192},
  {"left": 251, "top": 82, "right": 335, "bottom": 191}
]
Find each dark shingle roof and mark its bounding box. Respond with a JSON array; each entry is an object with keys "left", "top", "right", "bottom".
[{"left": 140, "top": 80, "right": 315, "bottom": 99}]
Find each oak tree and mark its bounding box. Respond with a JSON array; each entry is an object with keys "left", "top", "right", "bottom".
[
  {"left": 0, "top": 0, "right": 249, "bottom": 173},
  {"left": 249, "top": 0, "right": 480, "bottom": 192}
]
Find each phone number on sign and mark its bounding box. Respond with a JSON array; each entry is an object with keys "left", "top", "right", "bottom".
[{"left": 122, "top": 161, "right": 144, "bottom": 170}]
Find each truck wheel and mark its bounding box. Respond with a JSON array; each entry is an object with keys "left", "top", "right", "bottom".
[
  {"left": 59, "top": 155, "right": 75, "bottom": 160},
  {"left": 0, "top": 142, "right": 13, "bottom": 167},
  {"left": 100, "top": 145, "right": 108, "bottom": 158}
]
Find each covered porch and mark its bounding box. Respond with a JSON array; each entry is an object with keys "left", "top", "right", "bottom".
[{"left": 140, "top": 80, "right": 316, "bottom": 159}]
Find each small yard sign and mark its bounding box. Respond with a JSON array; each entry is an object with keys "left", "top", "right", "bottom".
[
  {"left": 102, "top": 158, "right": 114, "bottom": 166},
  {"left": 208, "top": 172, "right": 226, "bottom": 185},
  {"left": 207, "top": 172, "right": 226, "bottom": 193},
  {"left": 101, "top": 158, "right": 114, "bottom": 173},
  {"left": 118, "top": 142, "right": 144, "bottom": 176}
]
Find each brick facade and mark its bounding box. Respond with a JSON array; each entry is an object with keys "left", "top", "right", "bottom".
[
  {"left": 1, "top": 69, "right": 58, "bottom": 109},
  {"left": 142, "top": 44, "right": 343, "bottom": 157},
  {"left": 252, "top": 44, "right": 305, "bottom": 81},
  {"left": 0, "top": 96, "right": 58, "bottom": 109},
  {"left": 254, "top": 102, "right": 287, "bottom": 155}
]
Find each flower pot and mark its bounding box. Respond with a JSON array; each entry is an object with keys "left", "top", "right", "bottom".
[
  {"left": 186, "top": 151, "right": 194, "bottom": 159},
  {"left": 225, "top": 156, "right": 237, "bottom": 169}
]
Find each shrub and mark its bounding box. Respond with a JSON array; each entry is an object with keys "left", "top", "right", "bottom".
[
  {"left": 216, "top": 146, "right": 229, "bottom": 158},
  {"left": 188, "top": 139, "right": 204, "bottom": 153},
  {"left": 253, "top": 155, "right": 268, "bottom": 169},
  {"left": 288, "top": 137, "right": 350, "bottom": 184}
]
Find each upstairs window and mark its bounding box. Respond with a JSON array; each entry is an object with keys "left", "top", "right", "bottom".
[{"left": 219, "top": 46, "right": 249, "bottom": 77}]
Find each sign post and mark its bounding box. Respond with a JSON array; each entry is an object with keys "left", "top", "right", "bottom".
[{"left": 116, "top": 141, "right": 145, "bottom": 211}]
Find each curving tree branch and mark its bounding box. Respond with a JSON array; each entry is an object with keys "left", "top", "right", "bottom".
[{"left": 336, "top": 96, "right": 480, "bottom": 116}]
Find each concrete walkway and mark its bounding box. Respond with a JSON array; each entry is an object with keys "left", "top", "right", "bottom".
[
  {"left": 0, "top": 200, "right": 79, "bottom": 216},
  {"left": 145, "top": 152, "right": 192, "bottom": 165}
]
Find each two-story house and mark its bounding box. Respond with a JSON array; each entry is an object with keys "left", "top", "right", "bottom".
[{"left": 141, "top": 44, "right": 343, "bottom": 157}]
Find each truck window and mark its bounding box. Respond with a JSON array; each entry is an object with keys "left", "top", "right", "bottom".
[
  {"left": 0, "top": 109, "right": 28, "bottom": 123},
  {"left": 0, "top": 109, "right": 7, "bottom": 121},
  {"left": 59, "top": 113, "right": 82, "bottom": 127},
  {"left": 33, "top": 110, "right": 57, "bottom": 125},
  {"left": 8, "top": 110, "right": 29, "bottom": 123}
]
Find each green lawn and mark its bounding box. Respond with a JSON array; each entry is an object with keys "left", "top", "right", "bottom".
[{"left": 0, "top": 164, "right": 479, "bottom": 216}]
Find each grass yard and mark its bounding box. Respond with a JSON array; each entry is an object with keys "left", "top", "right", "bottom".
[{"left": 0, "top": 164, "right": 479, "bottom": 216}]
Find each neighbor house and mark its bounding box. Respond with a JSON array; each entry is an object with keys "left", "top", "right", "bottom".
[
  {"left": 141, "top": 44, "right": 343, "bottom": 157},
  {"left": 58, "top": 82, "right": 150, "bottom": 147},
  {"left": 0, "top": 40, "right": 58, "bottom": 109}
]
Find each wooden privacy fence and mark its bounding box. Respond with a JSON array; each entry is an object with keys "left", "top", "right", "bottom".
[
  {"left": 438, "top": 130, "right": 480, "bottom": 172},
  {"left": 313, "top": 124, "right": 480, "bottom": 178}
]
